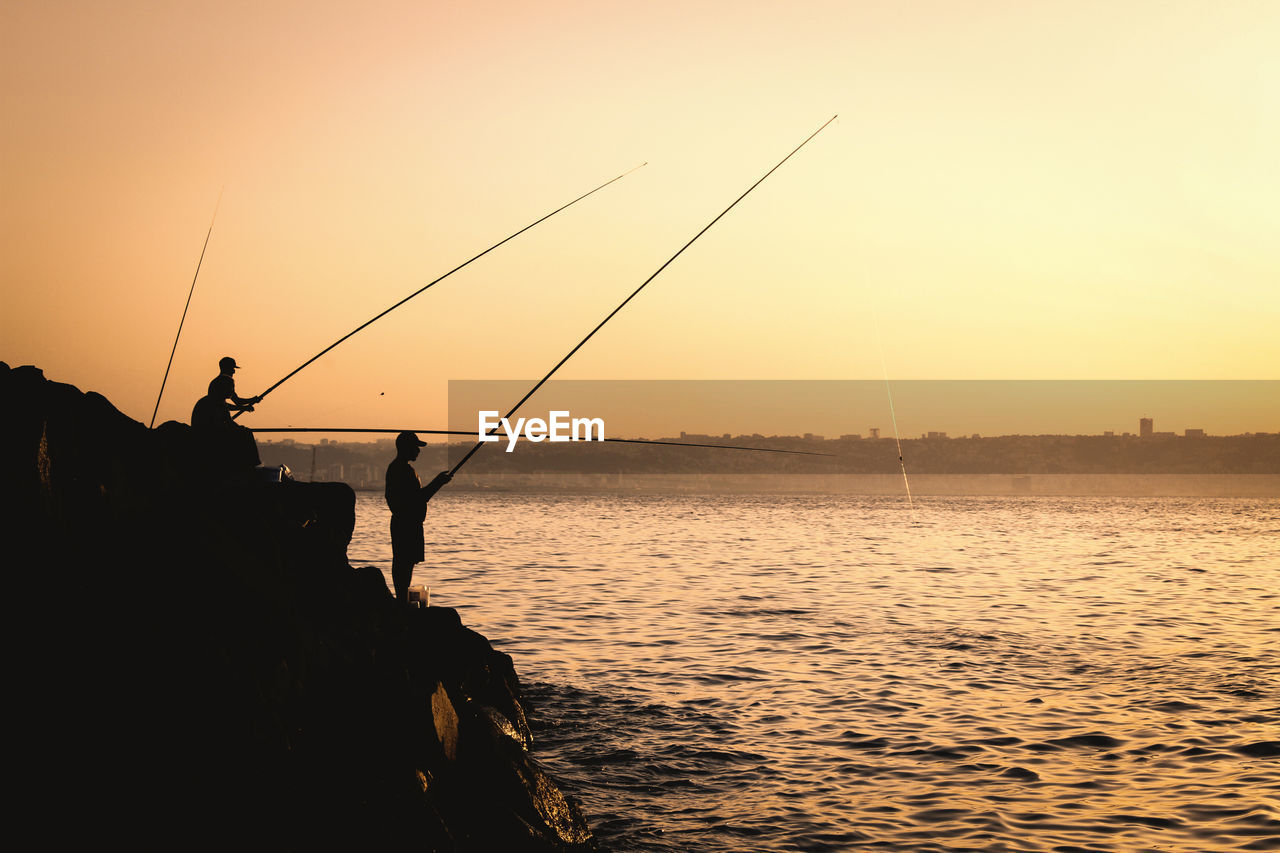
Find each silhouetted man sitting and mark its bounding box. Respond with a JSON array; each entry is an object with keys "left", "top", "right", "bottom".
[
  {"left": 385, "top": 432, "right": 451, "bottom": 605},
  {"left": 191, "top": 374, "right": 261, "bottom": 470}
]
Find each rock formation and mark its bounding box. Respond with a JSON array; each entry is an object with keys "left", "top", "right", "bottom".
[{"left": 2, "top": 362, "right": 594, "bottom": 850}]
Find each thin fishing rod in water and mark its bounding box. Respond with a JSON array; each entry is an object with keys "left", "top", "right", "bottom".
[
  {"left": 872, "top": 309, "right": 917, "bottom": 520},
  {"left": 233, "top": 163, "right": 646, "bottom": 420},
  {"left": 447, "top": 115, "right": 838, "bottom": 479}
]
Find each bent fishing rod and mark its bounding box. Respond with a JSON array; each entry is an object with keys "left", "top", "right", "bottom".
[
  {"left": 233, "top": 163, "right": 646, "bottom": 420},
  {"left": 150, "top": 189, "right": 223, "bottom": 428},
  {"left": 447, "top": 115, "right": 838, "bottom": 479},
  {"left": 247, "top": 427, "right": 833, "bottom": 457}
]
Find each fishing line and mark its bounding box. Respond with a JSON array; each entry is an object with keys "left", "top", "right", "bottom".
[
  {"left": 150, "top": 187, "right": 223, "bottom": 428},
  {"left": 447, "top": 115, "right": 838, "bottom": 477},
  {"left": 234, "top": 163, "right": 647, "bottom": 419},
  {"left": 871, "top": 302, "right": 917, "bottom": 521}
]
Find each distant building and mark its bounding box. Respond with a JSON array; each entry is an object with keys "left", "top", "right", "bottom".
[
  {"left": 803, "top": 433, "right": 824, "bottom": 441},
  {"left": 869, "top": 428, "right": 880, "bottom": 439},
  {"left": 1139, "top": 417, "right": 1153, "bottom": 438},
  {"left": 839, "top": 433, "right": 861, "bottom": 441},
  {"left": 927, "top": 431, "right": 948, "bottom": 440},
  {"left": 1103, "top": 431, "right": 1114, "bottom": 437},
  {"left": 1184, "top": 428, "right": 1205, "bottom": 438}
]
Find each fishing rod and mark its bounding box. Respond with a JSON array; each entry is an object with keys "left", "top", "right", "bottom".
[
  {"left": 247, "top": 427, "right": 834, "bottom": 457},
  {"left": 150, "top": 189, "right": 223, "bottom": 428},
  {"left": 233, "top": 163, "right": 646, "bottom": 420},
  {"left": 447, "top": 115, "right": 838, "bottom": 479}
]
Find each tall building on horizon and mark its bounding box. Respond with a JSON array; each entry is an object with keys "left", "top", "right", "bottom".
[{"left": 1139, "top": 417, "right": 1153, "bottom": 438}]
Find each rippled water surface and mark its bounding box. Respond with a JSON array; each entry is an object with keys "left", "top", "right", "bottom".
[{"left": 350, "top": 493, "right": 1280, "bottom": 852}]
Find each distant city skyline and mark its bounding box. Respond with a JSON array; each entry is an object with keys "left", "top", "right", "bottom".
[
  {"left": 256, "top": 427, "right": 1280, "bottom": 486},
  {"left": 445, "top": 380, "right": 1279, "bottom": 445},
  {"left": 259, "top": 420, "right": 1272, "bottom": 449}
]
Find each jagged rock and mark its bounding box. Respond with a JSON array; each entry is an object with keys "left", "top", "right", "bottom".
[
  {"left": 2, "top": 362, "right": 595, "bottom": 850},
  {"left": 432, "top": 682, "right": 461, "bottom": 762}
]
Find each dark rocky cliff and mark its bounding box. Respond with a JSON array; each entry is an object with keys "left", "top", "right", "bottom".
[{"left": 2, "top": 362, "right": 594, "bottom": 850}]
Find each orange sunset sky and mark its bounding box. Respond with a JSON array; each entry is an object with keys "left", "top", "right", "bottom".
[{"left": 2, "top": 1, "right": 1277, "bottom": 434}]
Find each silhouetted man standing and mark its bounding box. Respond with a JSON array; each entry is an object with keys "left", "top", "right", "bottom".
[{"left": 385, "top": 432, "right": 451, "bottom": 605}]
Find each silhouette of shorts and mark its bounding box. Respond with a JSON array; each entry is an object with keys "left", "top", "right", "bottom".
[{"left": 390, "top": 515, "right": 424, "bottom": 564}]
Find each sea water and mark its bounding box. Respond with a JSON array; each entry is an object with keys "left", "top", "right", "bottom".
[{"left": 349, "top": 493, "right": 1279, "bottom": 852}]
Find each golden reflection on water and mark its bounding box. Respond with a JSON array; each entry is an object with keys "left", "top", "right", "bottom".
[{"left": 351, "top": 493, "right": 1279, "bottom": 852}]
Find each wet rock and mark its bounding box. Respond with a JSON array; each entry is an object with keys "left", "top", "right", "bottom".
[
  {"left": 2, "top": 362, "right": 594, "bottom": 850},
  {"left": 433, "top": 682, "right": 461, "bottom": 762}
]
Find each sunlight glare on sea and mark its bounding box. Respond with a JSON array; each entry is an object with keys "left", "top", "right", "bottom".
[{"left": 350, "top": 493, "right": 1280, "bottom": 852}]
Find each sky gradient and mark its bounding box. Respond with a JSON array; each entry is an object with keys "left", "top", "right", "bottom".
[{"left": 3, "top": 1, "right": 1277, "bottom": 433}]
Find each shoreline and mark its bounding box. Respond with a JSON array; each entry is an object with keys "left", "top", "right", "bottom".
[{"left": 336, "top": 472, "right": 1280, "bottom": 497}]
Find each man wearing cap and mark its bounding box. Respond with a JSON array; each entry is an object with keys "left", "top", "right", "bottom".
[
  {"left": 190, "top": 357, "right": 263, "bottom": 469},
  {"left": 211, "top": 356, "right": 261, "bottom": 414},
  {"left": 385, "top": 432, "right": 452, "bottom": 605}
]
